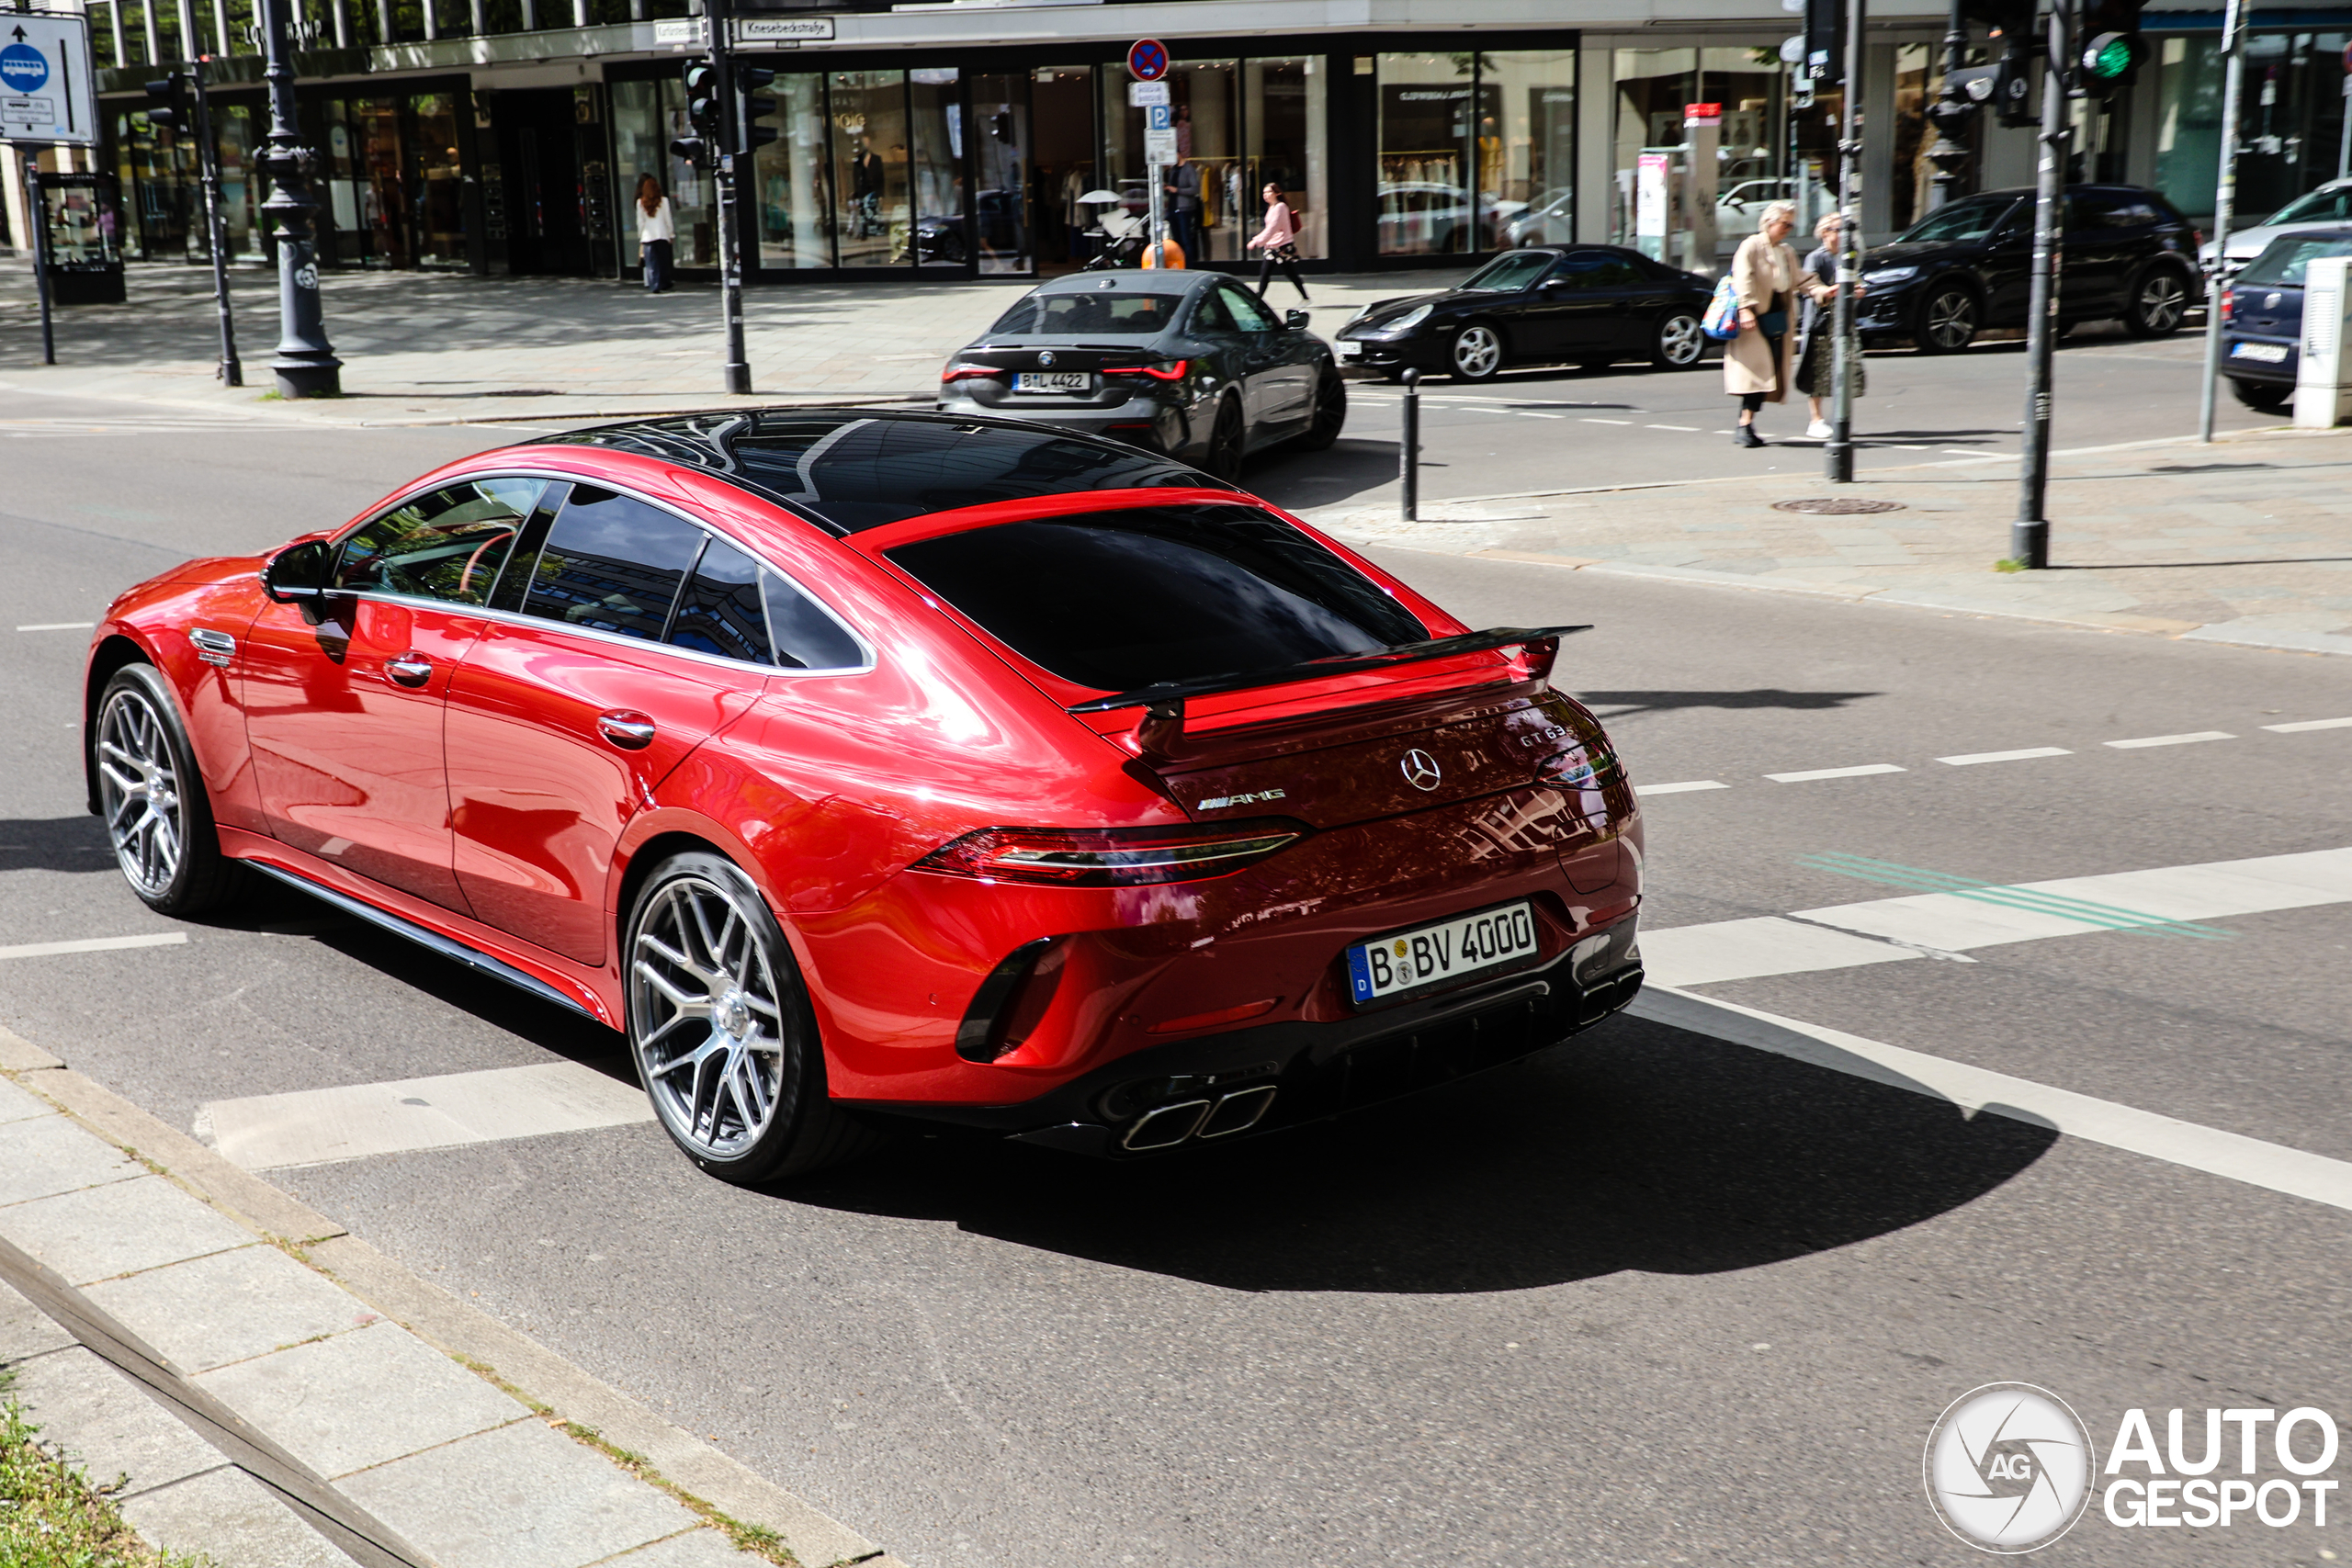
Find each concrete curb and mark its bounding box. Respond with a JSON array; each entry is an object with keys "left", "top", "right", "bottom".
[{"left": 0, "top": 1023, "right": 904, "bottom": 1568}]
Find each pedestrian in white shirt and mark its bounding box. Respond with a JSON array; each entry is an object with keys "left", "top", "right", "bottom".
[
  {"left": 638, "top": 175, "right": 675, "bottom": 293},
  {"left": 1246, "top": 183, "right": 1308, "bottom": 302}
]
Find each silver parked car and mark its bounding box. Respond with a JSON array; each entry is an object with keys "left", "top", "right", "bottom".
[
  {"left": 2200, "top": 179, "right": 2352, "bottom": 276},
  {"left": 936, "top": 271, "right": 1345, "bottom": 481}
]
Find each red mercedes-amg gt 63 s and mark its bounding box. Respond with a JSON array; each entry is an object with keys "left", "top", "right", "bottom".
[{"left": 85, "top": 412, "right": 1643, "bottom": 1182}]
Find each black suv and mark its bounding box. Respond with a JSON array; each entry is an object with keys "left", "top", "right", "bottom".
[{"left": 1857, "top": 185, "right": 2200, "bottom": 353}]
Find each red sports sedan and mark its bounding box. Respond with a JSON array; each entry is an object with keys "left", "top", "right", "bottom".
[{"left": 84, "top": 411, "right": 1643, "bottom": 1182}]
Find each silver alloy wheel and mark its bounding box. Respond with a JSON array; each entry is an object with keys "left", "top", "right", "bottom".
[
  {"left": 629, "top": 874, "right": 786, "bottom": 1160},
  {"left": 96, "top": 686, "right": 186, "bottom": 898},
  {"left": 1657, "top": 312, "right": 1703, "bottom": 366},
  {"left": 1925, "top": 288, "right": 1977, "bottom": 350},
  {"left": 1452, "top": 325, "right": 1502, "bottom": 378},
  {"left": 2137, "top": 271, "right": 2188, "bottom": 333}
]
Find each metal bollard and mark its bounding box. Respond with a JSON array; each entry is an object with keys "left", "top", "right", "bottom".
[{"left": 1399, "top": 367, "right": 1420, "bottom": 522}]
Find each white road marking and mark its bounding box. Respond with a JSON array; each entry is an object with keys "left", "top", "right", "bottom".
[
  {"left": 0, "top": 933, "right": 188, "bottom": 962},
  {"left": 1647, "top": 423, "right": 1700, "bottom": 432},
  {"left": 202, "top": 1061, "right": 655, "bottom": 1170},
  {"left": 1640, "top": 845, "right": 2352, "bottom": 987},
  {"left": 1764, "top": 763, "right": 1906, "bottom": 783},
  {"left": 2266, "top": 716, "right": 2352, "bottom": 732},
  {"left": 1634, "top": 780, "right": 1731, "bottom": 796},
  {"left": 1583, "top": 418, "right": 1634, "bottom": 425},
  {"left": 1631, "top": 986, "right": 2352, "bottom": 1214},
  {"left": 15, "top": 622, "right": 95, "bottom": 633},
  {"left": 2107, "top": 730, "right": 2235, "bottom": 749},
  {"left": 1937, "top": 746, "right": 2073, "bottom": 766}
]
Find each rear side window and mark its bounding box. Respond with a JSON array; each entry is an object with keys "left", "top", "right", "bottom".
[
  {"left": 664, "top": 536, "right": 866, "bottom": 671},
  {"left": 2241, "top": 233, "right": 2352, "bottom": 287},
  {"left": 886, "top": 504, "right": 1428, "bottom": 694},
  {"left": 519, "top": 487, "right": 706, "bottom": 641},
  {"left": 335, "top": 478, "right": 543, "bottom": 605}
]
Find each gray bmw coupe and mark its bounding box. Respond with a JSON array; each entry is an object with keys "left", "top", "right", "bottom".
[{"left": 937, "top": 270, "right": 1344, "bottom": 480}]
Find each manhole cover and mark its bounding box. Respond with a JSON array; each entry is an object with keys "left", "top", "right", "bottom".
[{"left": 1771, "top": 497, "right": 1906, "bottom": 515}]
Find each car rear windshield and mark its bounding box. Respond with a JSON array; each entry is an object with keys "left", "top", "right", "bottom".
[
  {"left": 2240, "top": 232, "right": 2352, "bottom": 287},
  {"left": 1899, "top": 195, "right": 2018, "bottom": 243},
  {"left": 884, "top": 504, "right": 1430, "bottom": 695},
  {"left": 989, "top": 288, "right": 1187, "bottom": 336},
  {"left": 546, "top": 412, "right": 1230, "bottom": 534}
]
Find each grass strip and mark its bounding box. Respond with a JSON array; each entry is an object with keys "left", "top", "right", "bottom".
[{"left": 0, "top": 1374, "right": 209, "bottom": 1568}]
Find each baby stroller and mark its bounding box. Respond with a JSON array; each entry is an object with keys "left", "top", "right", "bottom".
[{"left": 1077, "top": 190, "right": 1146, "bottom": 271}]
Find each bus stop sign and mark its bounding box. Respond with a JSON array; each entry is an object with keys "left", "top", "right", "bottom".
[
  {"left": 1127, "top": 39, "right": 1169, "bottom": 82},
  {"left": 1, "top": 14, "right": 96, "bottom": 145}
]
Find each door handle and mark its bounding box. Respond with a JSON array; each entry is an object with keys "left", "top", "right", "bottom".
[
  {"left": 385, "top": 653, "right": 433, "bottom": 688},
  {"left": 597, "top": 709, "right": 657, "bottom": 750}
]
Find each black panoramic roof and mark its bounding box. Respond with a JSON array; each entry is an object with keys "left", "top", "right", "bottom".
[{"left": 537, "top": 410, "right": 1234, "bottom": 536}]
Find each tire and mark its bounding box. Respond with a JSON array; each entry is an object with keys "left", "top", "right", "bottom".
[
  {"left": 1293, "top": 367, "right": 1347, "bottom": 451},
  {"left": 1202, "top": 394, "right": 1247, "bottom": 480},
  {"left": 1649, "top": 310, "right": 1705, "bottom": 370},
  {"left": 2228, "top": 377, "right": 2293, "bottom": 414},
  {"left": 1449, "top": 322, "right": 1504, "bottom": 382},
  {"left": 625, "top": 850, "right": 877, "bottom": 1185},
  {"left": 1916, "top": 282, "right": 1979, "bottom": 354},
  {"left": 93, "top": 663, "right": 243, "bottom": 918},
  {"left": 2123, "top": 265, "right": 2191, "bottom": 337}
]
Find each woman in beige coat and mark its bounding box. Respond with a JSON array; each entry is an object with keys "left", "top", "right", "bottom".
[{"left": 1724, "top": 201, "right": 1833, "bottom": 448}]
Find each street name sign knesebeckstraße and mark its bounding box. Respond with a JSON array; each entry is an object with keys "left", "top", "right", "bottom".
[
  {"left": 2, "top": 12, "right": 96, "bottom": 146},
  {"left": 736, "top": 17, "right": 835, "bottom": 48}
]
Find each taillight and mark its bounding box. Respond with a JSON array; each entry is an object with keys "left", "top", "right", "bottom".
[
  {"left": 942, "top": 361, "right": 1000, "bottom": 383},
  {"left": 2221, "top": 288, "right": 2234, "bottom": 322},
  {"left": 914, "top": 819, "right": 1304, "bottom": 886},
  {"left": 1537, "top": 742, "right": 1619, "bottom": 789},
  {"left": 1104, "top": 359, "right": 1188, "bottom": 380}
]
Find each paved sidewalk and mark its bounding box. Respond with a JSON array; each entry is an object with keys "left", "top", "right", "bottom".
[
  {"left": 0, "top": 1021, "right": 900, "bottom": 1568},
  {"left": 0, "top": 259, "right": 1455, "bottom": 427},
  {"left": 1308, "top": 424, "right": 2352, "bottom": 658}
]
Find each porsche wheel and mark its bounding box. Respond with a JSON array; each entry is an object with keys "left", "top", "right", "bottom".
[
  {"left": 1449, "top": 323, "right": 1504, "bottom": 382},
  {"left": 1294, "top": 368, "right": 1347, "bottom": 451},
  {"left": 626, "top": 851, "right": 876, "bottom": 1184},
  {"left": 1649, "top": 310, "right": 1705, "bottom": 370},
  {"left": 94, "top": 664, "right": 243, "bottom": 917}
]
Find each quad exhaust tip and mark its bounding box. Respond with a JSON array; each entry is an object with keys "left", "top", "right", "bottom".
[{"left": 1121, "top": 1085, "right": 1278, "bottom": 1151}]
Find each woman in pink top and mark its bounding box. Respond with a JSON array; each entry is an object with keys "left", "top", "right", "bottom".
[{"left": 1245, "top": 182, "right": 1309, "bottom": 302}]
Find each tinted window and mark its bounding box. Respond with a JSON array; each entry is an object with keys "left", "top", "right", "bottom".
[
  {"left": 668, "top": 536, "right": 771, "bottom": 664},
  {"left": 2074, "top": 191, "right": 2159, "bottom": 229},
  {"left": 1192, "top": 288, "right": 1235, "bottom": 332},
  {"left": 1554, "top": 251, "right": 1641, "bottom": 288},
  {"left": 2240, "top": 232, "right": 2352, "bottom": 287},
  {"left": 991, "top": 288, "right": 1184, "bottom": 336},
  {"left": 553, "top": 414, "right": 1229, "bottom": 535},
  {"left": 1460, "top": 252, "right": 1555, "bottom": 292},
  {"left": 334, "top": 479, "right": 543, "bottom": 604},
  {"left": 519, "top": 488, "right": 705, "bottom": 641},
  {"left": 2267, "top": 187, "right": 2352, "bottom": 225},
  {"left": 885, "top": 504, "right": 1429, "bottom": 694},
  {"left": 1219, "top": 284, "right": 1279, "bottom": 333},
  {"left": 1899, "top": 196, "right": 2019, "bottom": 243},
  {"left": 763, "top": 574, "right": 865, "bottom": 671}
]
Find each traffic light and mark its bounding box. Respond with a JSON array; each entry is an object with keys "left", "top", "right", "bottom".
[
  {"left": 1803, "top": 0, "right": 1843, "bottom": 89},
  {"left": 670, "top": 56, "right": 721, "bottom": 165},
  {"left": 2075, "top": 0, "right": 2148, "bottom": 96},
  {"left": 142, "top": 73, "right": 189, "bottom": 135},
  {"left": 739, "top": 63, "right": 778, "bottom": 154}
]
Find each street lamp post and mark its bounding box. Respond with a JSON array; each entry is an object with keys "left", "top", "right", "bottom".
[
  {"left": 2196, "top": 0, "right": 2247, "bottom": 443},
  {"left": 256, "top": 0, "right": 340, "bottom": 398},
  {"left": 1925, "top": 0, "right": 1973, "bottom": 210},
  {"left": 2012, "top": 3, "right": 2073, "bottom": 567},
  {"left": 1825, "top": 0, "right": 1865, "bottom": 482}
]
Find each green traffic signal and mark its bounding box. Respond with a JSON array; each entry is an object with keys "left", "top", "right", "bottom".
[{"left": 2078, "top": 29, "right": 2147, "bottom": 87}]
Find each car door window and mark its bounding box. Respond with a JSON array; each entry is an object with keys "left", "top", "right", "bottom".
[
  {"left": 517, "top": 487, "right": 707, "bottom": 642},
  {"left": 1218, "top": 284, "right": 1279, "bottom": 333},
  {"left": 1555, "top": 251, "right": 1639, "bottom": 288},
  {"left": 1190, "top": 288, "right": 1236, "bottom": 333},
  {"left": 334, "top": 478, "right": 543, "bottom": 606}
]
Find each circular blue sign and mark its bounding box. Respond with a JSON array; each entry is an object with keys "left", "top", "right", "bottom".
[
  {"left": 1126, "top": 39, "right": 1168, "bottom": 82},
  {"left": 0, "top": 43, "right": 49, "bottom": 95}
]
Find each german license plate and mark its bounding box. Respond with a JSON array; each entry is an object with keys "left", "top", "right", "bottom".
[
  {"left": 1345, "top": 900, "right": 1538, "bottom": 1006},
  {"left": 1335, "top": 340, "right": 1363, "bottom": 360},
  {"left": 2231, "top": 342, "right": 2290, "bottom": 363},
  {"left": 1014, "top": 371, "right": 1091, "bottom": 392}
]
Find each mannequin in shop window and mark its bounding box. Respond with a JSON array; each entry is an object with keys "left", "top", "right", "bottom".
[{"left": 851, "top": 139, "right": 884, "bottom": 238}]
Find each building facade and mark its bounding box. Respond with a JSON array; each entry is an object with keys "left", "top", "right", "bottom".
[{"left": 63, "top": 0, "right": 2352, "bottom": 287}]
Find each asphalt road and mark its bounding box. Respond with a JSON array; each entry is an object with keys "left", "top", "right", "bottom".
[{"left": 4, "top": 387, "right": 2348, "bottom": 1567}]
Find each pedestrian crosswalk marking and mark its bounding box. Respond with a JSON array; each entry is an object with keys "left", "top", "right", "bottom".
[
  {"left": 0, "top": 932, "right": 187, "bottom": 962},
  {"left": 1796, "top": 852, "right": 2235, "bottom": 940},
  {"left": 200, "top": 1061, "right": 654, "bottom": 1170},
  {"left": 2106, "top": 730, "right": 2235, "bottom": 749},
  {"left": 1765, "top": 763, "right": 1905, "bottom": 783},
  {"left": 1937, "top": 747, "right": 2072, "bottom": 766},
  {"left": 2264, "top": 716, "right": 2352, "bottom": 732}
]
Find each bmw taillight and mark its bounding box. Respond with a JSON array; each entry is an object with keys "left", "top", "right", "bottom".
[
  {"left": 1104, "top": 359, "right": 1188, "bottom": 380},
  {"left": 942, "top": 361, "right": 1000, "bottom": 383},
  {"left": 914, "top": 819, "right": 1303, "bottom": 886}
]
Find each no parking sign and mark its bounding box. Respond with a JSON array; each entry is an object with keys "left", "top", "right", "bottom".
[{"left": 1127, "top": 39, "right": 1169, "bottom": 82}]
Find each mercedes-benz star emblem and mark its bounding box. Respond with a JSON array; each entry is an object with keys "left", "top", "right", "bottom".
[
  {"left": 1400, "top": 749, "right": 1442, "bottom": 791},
  {"left": 1037, "top": 351, "right": 1057, "bottom": 367}
]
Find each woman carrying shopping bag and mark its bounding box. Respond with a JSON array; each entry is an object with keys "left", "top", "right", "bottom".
[
  {"left": 1795, "top": 210, "right": 1866, "bottom": 438},
  {"left": 638, "top": 175, "right": 675, "bottom": 293},
  {"left": 1724, "top": 201, "right": 1830, "bottom": 447},
  {"left": 1246, "top": 183, "right": 1309, "bottom": 302}
]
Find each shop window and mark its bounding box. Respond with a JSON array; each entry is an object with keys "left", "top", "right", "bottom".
[
  {"left": 1476, "top": 51, "right": 1576, "bottom": 251},
  {"left": 1244, "top": 58, "right": 1327, "bottom": 261},
  {"left": 1105, "top": 57, "right": 1237, "bottom": 265},
  {"left": 357, "top": 96, "right": 409, "bottom": 267},
  {"left": 411, "top": 93, "right": 468, "bottom": 268},
  {"left": 1031, "top": 66, "right": 1097, "bottom": 271},
  {"left": 1378, "top": 53, "right": 1475, "bottom": 256},
  {"left": 752, "top": 73, "right": 830, "bottom": 270},
  {"left": 831, "top": 70, "right": 910, "bottom": 267},
  {"left": 971, "top": 73, "right": 1031, "bottom": 273},
  {"left": 910, "top": 68, "right": 965, "bottom": 267},
  {"left": 215, "top": 104, "right": 266, "bottom": 262},
  {"left": 613, "top": 77, "right": 716, "bottom": 266},
  {"left": 2154, "top": 30, "right": 2348, "bottom": 224},
  {"left": 321, "top": 101, "right": 365, "bottom": 266}
]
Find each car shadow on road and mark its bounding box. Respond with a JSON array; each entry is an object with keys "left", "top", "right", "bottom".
[
  {"left": 786, "top": 1011, "right": 2054, "bottom": 1294},
  {"left": 1573, "top": 688, "right": 1880, "bottom": 718}
]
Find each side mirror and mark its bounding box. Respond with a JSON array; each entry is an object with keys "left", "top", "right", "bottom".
[
  {"left": 1285, "top": 309, "right": 1311, "bottom": 331},
  {"left": 262, "top": 539, "right": 332, "bottom": 604},
  {"left": 1539, "top": 276, "right": 1568, "bottom": 290}
]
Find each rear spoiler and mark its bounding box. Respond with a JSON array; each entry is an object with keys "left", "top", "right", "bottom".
[{"left": 1068, "top": 625, "right": 1589, "bottom": 753}]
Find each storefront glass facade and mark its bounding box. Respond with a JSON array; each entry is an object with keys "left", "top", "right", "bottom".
[{"left": 2150, "top": 30, "right": 2349, "bottom": 225}]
